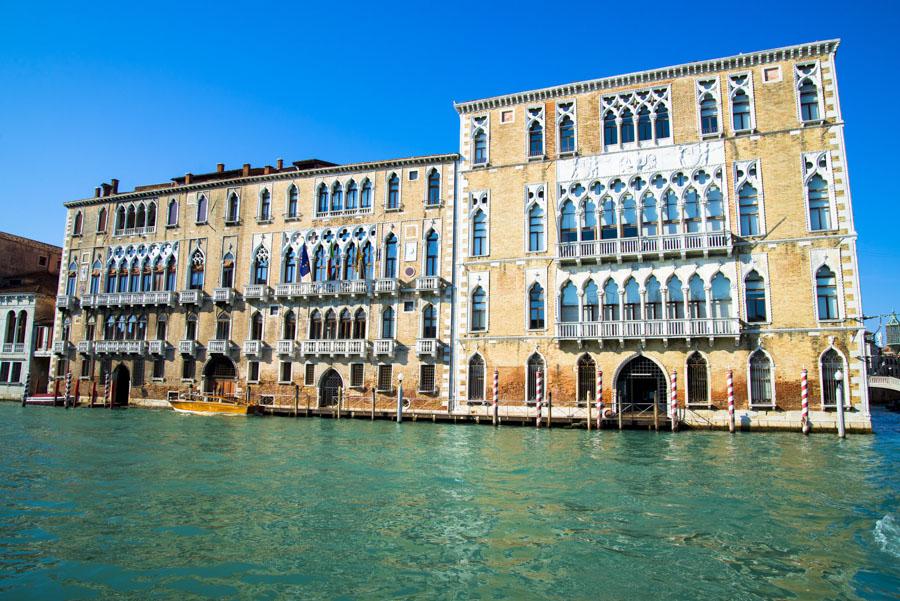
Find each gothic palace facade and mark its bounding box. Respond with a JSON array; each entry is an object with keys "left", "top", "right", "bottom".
[{"left": 53, "top": 39, "right": 870, "bottom": 430}]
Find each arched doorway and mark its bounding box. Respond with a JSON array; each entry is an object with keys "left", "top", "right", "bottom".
[
  {"left": 111, "top": 364, "right": 130, "bottom": 406},
  {"left": 615, "top": 355, "right": 666, "bottom": 414},
  {"left": 204, "top": 355, "right": 237, "bottom": 398},
  {"left": 577, "top": 355, "right": 596, "bottom": 406},
  {"left": 320, "top": 369, "right": 343, "bottom": 407}
]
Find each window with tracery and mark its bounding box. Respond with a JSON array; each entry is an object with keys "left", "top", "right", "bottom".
[{"left": 601, "top": 87, "right": 671, "bottom": 148}]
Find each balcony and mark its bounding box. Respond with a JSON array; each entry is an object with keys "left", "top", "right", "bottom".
[
  {"left": 94, "top": 340, "right": 147, "bottom": 355},
  {"left": 52, "top": 340, "right": 71, "bottom": 355},
  {"left": 56, "top": 294, "right": 78, "bottom": 311},
  {"left": 243, "top": 285, "right": 271, "bottom": 302},
  {"left": 81, "top": 291, "right": 176, "bottom": 308},
  {"left": 555, "top": 318, "right": 742, "bottom": 344},
  {"left": 300, "top": 339, "right": 368, "bottom": 357},
  {"left": 148, "top": 340, "right": 166, "bottom": 355},
  {"left": 314, "top": 206, "right": 374, "bottom": 219},
  {"left": 1, "top": 342, "right": 26, "bottom": 355},
  {"left": 178, "top": 339, "right": 198, "bottom": 356},
  {"left": 207, "top": 339, "right": 234, "bottom": 355},
  {"left": 178, "top": 290, "right": 204, "bottom": 305},
  {"left": 243, "top": 340, "right": 263, "bottom": 356},
  {"left": 415, "top": 338, "right": 439, "bottom": 357},
  {"left": 76, "top": 340, "right": 94, "bottom": 355},
  {"left": 33, "top": 345, "right": 52, "bottom": 358},
  {"left": 374, "top": 339, "right": 396, "bottom": 355},
  {"left": 275, "top": 280, "right": 369, "bottom": 299},
  {"left": 373, "top": 278, "right": 399, "bottom": 295},
  {"left": 276, "top": 339, "right": 295, "bottom": 356},
  {"left": 414, "top": 276, "right": 443, "bottom": 294},
  {"left": 213, "top": 287, "right": 235, "bottom": 304},
  {"left": 113, "top": 225, "right": 156, "bottom": 238},
  {"left": 558, "top": 231, "right": 732, "bottom": 264}
]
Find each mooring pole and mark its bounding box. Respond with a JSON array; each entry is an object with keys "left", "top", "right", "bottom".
[
  {"left": 64, "top": 371, "right": 72, "bottom": 409},
  {"left": 535, "top": 369, "right": 543, "bottom": 428},
  {"left": 337, "top": 387, "right": 342, "bottom": 420},
  {"left": 727, "top": 369, "right": 735, "bottom": 433},
  {"left": 492, "top": 369, "right": 499, "bottom": 427},
  {"left": 653, "top": 391, "right": 659, "bottom": 431},
  {"left": 547, "top": 391, "right": 552, "bottom": 429},
  {"left": 835, "top": 369, "right": 846, "bottom": 438},
  {"left": 371, "top": 388, "right": 375, "bottom": 420},
  {"left": 396, "top": 374, "right": 404, "bottom": 423},
  {"left": 596, "top": 368, "right": 603, "bottom": 430},
  {"left": 22, "top": 372, "right": 30, "bottom": 406},
  {"left": 670, "top": 369, "right": 678, "bottom": 432},
  {"left": 294, "top": 384, "right": 299, "bottom": 417},
  {"left": 800, "top": 368, "right": 810, "bottom": 435}
]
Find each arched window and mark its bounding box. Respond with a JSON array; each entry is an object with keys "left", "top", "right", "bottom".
[
  {"left": 329, "top": 245, "right": 341, "bottom": 281},
  {"left": 468, "top": 354, "right": 485, "bottom": 402},
  {"left": 196, "top": 195, "right": 208, "bottom": 223},
  {"left": 601, "top": 197, "right": 617, "bottom": 239},
  {"left": 473, "top": 130, "right": 487, "bottom": 165},
  {"left": 317, "top": 184, "right": 328, "bottom": 214},
  {"left": 807, "top": 174, "right": 831, "bottom": 231},
  {"left": 14, "top": 310, "right": 27, "bottom": 344},
  {"left": 65, "top": 262, "right": 77, "bottom": 296},
  {"left": 700, "top": 95, "right": 718, "bottom": 134},
  {"left": 732, "top": 90, "right": 752, "bottom": 131},
  {"left": 427, "top": 169, "right": 441, "bottom": 206},
  {"left": 287, "top": 185, "right": 299, "bottom": 218},
  {"left": 528, "top": 204, "right": 544, "bottom": 251},
  {"left": 799, "top": 80, "right": 820, "bottom": 122},
  {"left": 745, "top": 270, "right": 766, "bottom": 323},
  {"left": 215, "top": 311, "right": 231, "bottom": 340},
  {"left": 559, "top": 116, "right": 575, "bottom": 153},
  {"left": 559, "top": 201, "right": 577, "bottom": 243},
  {"left": 687, "top": 352, "right": 708, "bottom": 406},
  {"left": 384, "top": 235, "right": 398, "bottom": 278},
  {"left": 663, "top": 190, "right": 679, "bottom": 234},
  {"left": 117, "top": 266, "right": 128, "bottom": 293},
  {"left": 820, "top": 349, "right": 844, "bottom": 407},
  {"left": 313, "top": 247, "right": 327, "bottom": 282},
  {"left": 140, "top": 258, "right": 152, "bottom": 292},
  {"left": 646, "top": 276, "right": 662, "bottom": 319},
  {"left": 4, "top": 310, "right": 15, "bottom": 344},
  {"left": 323, "top": 309, "right": 337, "bottom": 339},
  {"left": 283, "top": 248, "right": 296, "bottom": 283},
  {"left": 97, "top": 208, "right": 107, "bottom": 233},
  {"left": 338, "top": 309, "right": 352, "bottom": 339},
  {"left": 126, "top": 205, "right": 136, "bottom": 229},
  {"left": 283, "top": 310, "right": 296, "bottom": 340},
  {"left": 683, "top": 189, "right": 701, "bottom": 233},
  {"left": 603, "top": 111, "right": 618, "bottom": 145},
  {"left": 115, "top": 206, "right": 126, "bottom": 232},
  {"left": 346, "top": 180, "right": 358, "bottom": 210},
  {"left": 344, "top": 243, "right": 358, "bottom": 281},
  {"left": 361, "top": 242, "right": 374, "bottom": 279},
  {"left": 711, "top": 273, "right": 732, "bottom": 318},
  {"left": 667, "top": 277, "right": 684, "bottom": 319},
  {"left": 128, "top": 261, "right": 140, "bottom": 292},
  {"left": 621, "top": 195, "right": 637, "bottom": 238},
  {"left": 749, "top": 350, "right": 773, "bottom": 406},
  {"left": 471, "top": 210, "right": 487, "bottom": 256},
  {"left": 422, "top": 304, "right": 437, "bottom": 338},
  {"left": 387, "top": 174, "right": 400, "bottom": 209},
  {"left": 471, "top": 287, "right": 486, "bottom": 332},
  {"left": 624, "top": 278, "right": 640, "bottom": 320},
  {"left": 816, "top": 266, "right": 838, "bottom": 320},
  {"left": 577, "top": 355, "right": 596, "bottom": 405},
  {"left": 581, "top": 199, "right": 597, "bottom": 241},
  {"left": 529, "top": 120, "right": 544, "bottom": 157},
  {"left": 526, "top": 353, "right": 544, "bottom": 403},
  {"left": 352, "top": 308, "right": 366, "bottom": 339},
  {"left": 559, "top": 282, "right": 578, "bottom": 322},
  {"left": 637, "top": 107, "right": 652, "bottom": 141},
  {"left": 259, "top": 189, "right": 271, "bottom": 220},
  {"left": 152, "top": 257, "right": 163, "bottom": 291},
  {"left": 620, "top": 108, "right": 635, "bottom": 143},
  {"left": 252, "top": 247, "right": 269, "bottom": 285},
  {"left": 189, "top": 249, "right": 204, "bottom": 290},
  {"left": 167, "top": 199, "right": 178, "bottom": 226},
  {"left": 706, "top": 187, "right": 724, "bottom": 232},
  {"left": 250, "top": 311, "right": 263, "bottom": 341},
  {"left": 583, "top": 281, "right": 599, "bottom": 322},
  {"left": 603, "top": 280, "right": 620, "bottom": 321},
  {"left": 360, "top": 179, "right": 372, "bottom": 209},
  {"left": 381, "top": 307, "right": 395, "bottom": 339},
  {"left": 90, "top": 259, "right": 102, "bottom": 294},
  {"left": 655, "top": 104, "right": 670, "bottom": 138},
  {"left": 165, "top": 256, "right": 176, "bottom": 291},
  {"left": 184, "top": 313, "right": 198, "bottom": 340},
  {"left": 227, "top": 192, "right": 240, "bottom": 223},
  {"left": 424, "top": 231, "right": 439, "bottom": 277},
  {"left": 136, "top": 204, "right": 146, "bottom": 229},
  {"left": 331, "top": 182, "right": 343, "bottom": 212},
  {"left": 147, "top": 202, "right": 156, "bottom": 228},
  {"left": 528, "top": 283, "right": 545, "bottom": 329},
  {"left": 738, "top": 183, "right": 760, "bottom": 236},
  {"left": 641, "top": 194, "right": 658, "bottom": 237},
  {"left": 72, "top": 211, "right": 83, "bottom": 235},
  {"left": 309, "top": 310, "right": 322, "bottom": 340},
  {"left": 221, "top": 252, "right": 234, "bottom": 288},
  {"left": 688, "top": 274, "right": 706, "bottom": 318}
]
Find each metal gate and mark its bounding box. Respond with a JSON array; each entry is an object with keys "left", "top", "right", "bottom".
[
  {"left": 749, "top": 351, "right": 772, "bottom": 406},
  {"left": 616, "top": 356, "right": 666, "bottom": 414},
  {"left": 577, "top": 356, "right": 595, "bottom": 406},
  {"left": 526, "top": 355, "right": 544, "bottom": 403},
  {"left": 468, "top": 356, "right": 484, "bottom": 402},
  {"left": 687, "top": 353, "right": 708, "bottom": 406},
  {"left": 320, "top": 369, "right": 343, "bottom": 407},
  {"left": 821, "top": 349, "right": 842, "bottom": 407}
]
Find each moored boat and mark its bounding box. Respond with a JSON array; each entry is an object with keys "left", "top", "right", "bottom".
[{"left": 169, "top": 393, "right": 258, "bottom": 416}]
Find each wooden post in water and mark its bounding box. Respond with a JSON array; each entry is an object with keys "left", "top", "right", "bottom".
[
  {"left": 617, "top": 393, "right": 623, "bottom": 431},
  {"left": 653, "top": 391, "right": 659, "bottom": 432},
  {"left": 547, "top": 392, "right": 552, "bottom": 429},
  {"left": 371, "top": 389, "right": 375, "bottom": 420},
  {"left": 294, "top": 384, "right": 299, "bottom": 417},
  {"left": 22, "top": 373, "right": 30, "bottom": 406},
  {"left": 337, "top": 387, "right": 342, "bottom": 420}
]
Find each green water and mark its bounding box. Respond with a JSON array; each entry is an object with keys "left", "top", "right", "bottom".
[{"left": 0, "top": 404, "right": 897, "bottom": 600}]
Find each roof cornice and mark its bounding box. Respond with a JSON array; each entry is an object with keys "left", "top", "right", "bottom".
[
  {"left": 64, "top": 152, "right": 460, "bottom": 208},
  {"left": 453, "top": 39, "right": 840, "bottom": 115}
]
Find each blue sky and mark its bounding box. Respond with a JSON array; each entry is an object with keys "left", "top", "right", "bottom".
[{"left": 0, "top": 1, "right": 897, "bottom": 330}]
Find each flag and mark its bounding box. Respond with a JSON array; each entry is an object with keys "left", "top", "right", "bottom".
[
  {"left": 355, "top": 244, "right": 364, "bottom": 279},
  {"left": 299, "top": 245, "right": 311, "bottom": 280},
  {"left": 328, "top": 243, "right": 337, "bottom": 280}
]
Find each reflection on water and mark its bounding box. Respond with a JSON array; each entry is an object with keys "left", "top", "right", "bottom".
[{"left": 0, "top": 404, "right": 897, "bottom": 600}]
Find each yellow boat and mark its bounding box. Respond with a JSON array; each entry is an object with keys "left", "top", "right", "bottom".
[{"left": 169, "top": 394, "right": 258, "bottom": 416}]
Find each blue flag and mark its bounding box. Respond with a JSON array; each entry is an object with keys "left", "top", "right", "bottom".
[{"left": 299, "top": 245, "right": 311, "bottom": 279}]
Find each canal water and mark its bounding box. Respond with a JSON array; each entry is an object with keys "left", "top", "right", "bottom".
[{"left": 0, "top": 404, "right": 897, "bottom": 600}]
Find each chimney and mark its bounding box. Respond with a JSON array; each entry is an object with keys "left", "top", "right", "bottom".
[
  {"left": 264, "top": 166, "right": 272, "bottom": 175},
  {"left": 94, "top": 187, "right": 101, "bottom": 198},
  {"left": 101, "top": 183, "right": 112, "bottom": 197},
  {"left": 276, "top": 158, "right": 283, "bottom": 170},
  {"left": 242, "top": 163, "right": 250, "bottom": 177},
  {"left": 184, "top": 173, "right": 193, "bottom": 185},
  {"left": 217, "top": 163, "right": 224, "bottom": 173},
  {"left": 111, "top": 179, "right": 119, "bottom": 194}
]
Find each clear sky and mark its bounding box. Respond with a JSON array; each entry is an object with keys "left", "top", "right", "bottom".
[{"left": 1, "top": 1, "right": 897, "bottom": 330}]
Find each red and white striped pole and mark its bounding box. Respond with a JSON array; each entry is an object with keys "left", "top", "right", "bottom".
[
  {"left": 492, "top": 368, "right": 499, "bottom": 427},
  {"left": 727, "top": 369, "right": 735, "bottom": 433},
  {"left": 596, "top": 369, "right": 603, "bottom": 430},
  {"left": 670, "top": 369, "right": 678, "bottom": 431},
  {"left": 535, "top": 369, "right": 543, "bottom": 428},
  {"left": 801, "top": 368, "right": 810, "bottom": 435}
]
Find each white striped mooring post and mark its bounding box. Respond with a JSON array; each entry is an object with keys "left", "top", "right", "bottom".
[
  {"left": 801, "top": 368, "right": 810, "bottom": 435},
  {"left": 670, "top": 369, "right": 677, "bottom": 431},
  {"left": 535, "top": 369, "right": 543, "bottom": 428},
  {"left": 64, "top": 371, "right": 72, "bottom": 409},
  {"left": 104, "top": 372, "right": 110, "bottom": 408},
  {"left": 22, "top": 373, "right": 30, "bottom": 406},
  {"left": 727, "top": 369, "right": 735, "bottom": 433},
  {"left": 492, "top": 369, "right": 499, "bottom": 427},
  {"left": 596, "top": 369, "right": 603, "bottom": 430}
]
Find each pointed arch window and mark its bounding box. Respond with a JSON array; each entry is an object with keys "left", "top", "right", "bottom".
[
  {"left": 381, "top": 307, "right": 395, "bottom": 339},
  {"left": 4, "top": 311, "right": 15, "bottom": 344},
  {"left": 807, "top": 174, "right": 831, "bottom": 231},
  {"left": 711, "top": 273, "right": 732, "bottom": 318},
  {"left": 816, "top": 266, "right": 838, "bottom": 320},
  {"left": 360, "top": 179, "right": 372, "bottom": 209},
  {"left": 471, "top": 287, "right": 487, "bottom": 332},
  {"left": 749, "top": 350, "right": 773, "bottom": 406},
  {"left": 140, "top": 258, "right": 152, "bottom": 292},
  {"left": 425, "top": 231, "right": 439, "bottom": 277},
  {"left": 72, "top": 211, "right": 83, "bottom": 236},
  {"left": 309, "top": 310, "right": 322, "bottom": 340},
  {"left": 252, "top": 247, "right": 269, "bottom": 285},
  {"left": 196, "top": 195, "right": 208, "bottom": 224},
  {"left": 323, "top": 310, "right": 337, "bottom": 339},
  {"left": 821, "top": 349, "right": 844, "bottom": 408},
  {"left": 637, "top": 107, "right": 652, "bottom": 141},
  {"left": 147, "top": 202, "right": 157, "bottom": 228},
  {"left": 344, "top": 243, "right": 358, "bottom": 280},
  {"left": 559, "top": 282, "right": 579, "bottom": 323},
  {"left": 151, "top": 257, "right": 163, "bottom": 291},
  {"left": 427, "top": 169, "right": 441, "bottom": 206},
  {"left": 601, "top": 198, "right": 617, "bottom": 240},
  {"left": 165, "top": 256, "right": 176, "bottom": 291},
  {"left": 287, "top": 185, "right": 299, "bottom": 218},
  {"left": 700, "top": 95, "right": 718, "bottom": 135},
  {"left": 529, "top": 120, "right": 544, "bottom": 157},
  {"left": 97, "top": 208, "right": 107, "bottom": 233},
  {"left": 706, "top": 187, "right": 724, "bottom": 232},
  {"left": 559, "top": 201, "right": 577, "bottom": 244},
  {"left": 167, "top": 199, "right": 178, "bottom": 226},
  {"left": 250, "top": 311, "right": 264, "bottom": 341},
  {"left": 65, "top": 262, "right": 77, "bottom": 296},
  {"left": 189, "top": 250, "right": 204, "bottom": 290},
  {"left": 422, "top": 304, "right": 438, "bottom": 338},
  {"left": 219, "top": 252, "right": 233, "bottom": 288},
  {"left": 745, "top": 270, "right": 767, "bottom": 323},
  {"left": 799, "top": 80, "right": 820, "bottom": 122},
  {"left": 283, "top": 248, "right": 296, "bottom": 283},
  {"left": 126, "top": 205, "right": 136, "bottom": 229},
  {"left": 468, "top": 354, "right": 485, "bottom": 402},
  {"left": 384, "top": 234, "right": 398, "bottom": 278},
  {"left": 688, "top": 275, "right": 707, "bottom": 318},
  {"left": 683, "top": 189, "right": 701, "bottom": 233},
  {"left": 621, "top": 195, "right": 638, "bottom": 238},
  {"left": 185, "top": 313, "right": 198, "bottom": 340},
  {"left": 581, "top": 199, "right": 597, "bottom": 241},
  {"left": 136, "top": 204, "right": 146, "bottom": 229},
  {"left": 646, "top": 276, "right": 662, "bottom": 319},
  {"left": 317, "top": 184, "right": 328, "bottom": 214},
  {"left": 526, "top": 353, "right": 545, "bottom": 403},
  {"left": 361, "top": 242, "right": 374, "bottom": 279},
  {"left": 620, "top": 108, "right": 635, "bottom": 143},
  {"left": 603, "top": 111, "right": 618, "bottom": 145},
  {"left": 387, "top": 174, "right": 400, "bottom": 209},
  {"left": 641, "top": 194, "right": 658, "bottom": 237},
  {"left": 215, "top": 311, "right": 231, "bottom": 340},
  {"left": 473, "top": 130, "right": 487, "bottom": 165},
  {"left": 352, "top": 309, "right": 366, "bottom": 339},
  {"left": 732, "top": 89, "right": 752, "bottom": 131},
  {"left": 313, "top": 247, "right": 327, "bottom": 282},
  {"left": 115, "top": 206, "right": 126, "bottom": 232},
  {"left": 559, "top": 115, "right": 575, "bottom": 153},
  {"left": 283, "top": 310, "right": 296, "bottom": 340},
  {"left": 583, "top": 281, "right": 599, "bottom": 322},
  {"left": 654, "top": 105, "right": 670, "bottom": 139},
  {"left": 738, "top": 183, "right": 760, "bottom": 236},
  {"left": 338, "top": 309, "right": 352, "bottom": 339},
  {"left": 259, "top": 189, "right": 271, "bottom": 221},
  {"left": 346, "top": 180, "right": 358, "bottom": 210},
  {"left": 687, "top": 352, "right": 709, "bottom": 406},
  {"left": 327, "top": 245, "right": 341, "bottom": 281},
  {"left": 666, "top": 277, "right": 684, "bottom": 319},
  {"left": 226, "top": 192, "right": 240, "bottom": 223},
  {"left": 331, "top": 183, "right": 343, "bottom": 212},
  {"left": 663, "top": 190, "right": 679, "bottom": 235},
  {"left": 528, "top": 204, "right": 544, "bottom": 252},
  {"left": 529, "top": 283, "right": 545, "bottom": 329},
  {"left": 90, "top": 260, "right": 102, "bottom": 294},
  {"left": 602, "top": 280, "right": 620, "bottom": 321},
  {"left": 624, "top": 278, "right": 641, "bottom": 320}
]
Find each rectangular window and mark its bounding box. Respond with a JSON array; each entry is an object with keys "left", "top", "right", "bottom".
[
  {"left": 248, "top": 360, "right": 260, "bottom": 383},
  {"left": 419, "top": 364, "right": 435, "bottom": 393},
  {"left": 403, "top": 301, "right": 415, "bottom": 312},
  {"left": 1, "top": 362, "right": 11, "bottom": 382},
  {"left": 80, "top": 358, "right": 92, "bottom": 378},
  {"left": 280, "top": 361, "right": 292, "bottom": 383},
  {"left": 132, "top": 360, "right": 144, "bottom": 386},
  {"left": 182, "top": 357, "right": 195, "bottom": 380},
  {"left": 350, "top": 363, "right": 364, "bottom": 388},
  {"left": 305, "top": 363, "right": 315, "bottom": 386},
  {"left": 152, "top": 358, "right": 165, "bottom": 380},
  {"left": 10, "top": 362, "right": 22, "bottom": 383},
  {"left": 408, "top": 170, "right": 418, "bottom": 181},
  {"left": 500, "top": 109, "right": 514, "bottom": 123},
  {"left": 377, "top": 364, "right": 393, "bottom": 392}
]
